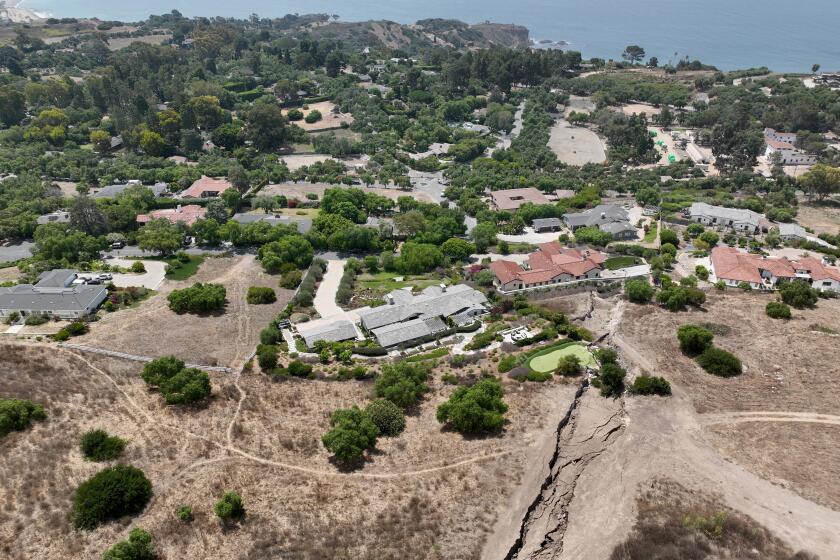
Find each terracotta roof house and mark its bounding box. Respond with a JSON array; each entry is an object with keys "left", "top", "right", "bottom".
[
  {"left": 490, "top": 242, "right": 606, "bottom": 292},
  {"left": 136, "top": 204, "right": 206, "bottom": 227},
  {"left": 180, "top": 175, "right": 234, "bottom": 199},
  {"left": 710, "top": 246, "right": 840, "bottom": 292},
  {"left": 490, "top": 188, "right": 550, "bottom": 211}
]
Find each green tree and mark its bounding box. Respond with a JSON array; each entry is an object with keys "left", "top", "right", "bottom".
[
  {"left": 71, "top": 465, "right": 152, "bottom": 529},
  {"left": 137, "top": 219, "right": 182, "bottom": 255},
  {"left": 440, "top": 237, "right": 475, "bottom": 261},
  {"left": 80, "top": 429, "right": 126, "bottom": 461},
  {"left": 102, "top": 528, "right": 156, "bottom": 560},
  {"left": 245, "top": 102, "right": 288, "bottom": 151},
  {"left": 574, "top": 226, "right": 613, "bottom": 247},
  {"left": 779, "top": 281, "right": 818, "bottom": 308},
  {"left": 677, "top": 324, "right": 714, "bottom": 355},
  {"left": 90, "top": 129, "right": 112, "bottom": 153},
  {"left": 365, "top": 399, "right": 406, "bottom": 437},
  {"left": 622, "top": 45, "right": 646, "bottom": 64},
  {"left": 259, "top": 236, "right": 314, "bottom": 272},
  {"left": 696, "top": 347, "right": 742, "bottom": 377},
  {"left": 470, "top": 222, "right": 497, "bottom": 253},
  {"left": 246, "top": 286, "right": 276, "bottom": 304},
  {"left": 765, "top": 300, "right": 791, "bottom": 319},
  {"left": 799, "top": 164, "right": 840, "bottom": 201},
  {"left": 628, "top": 375, "right": 671, "bottom": 396},
  {"left": 140, "top": 129, "right": 167, "bottom": 156},
  {"left": 374, "top": 362, "right": 431, "bottom": 408},
  {"left": 0, "top": 398, "right": 46, "bottom": 438},
  {"left": 436, "top": 377, "right": 508, "bottom": 433},
  {"left": 322, "top": 406, "right": 379, "bottom": 462},
  {"left": 624, "top": 277, "right": 654, "bottom": 303},
  {"left": 598, "top": 362, "right": 626, "bottom": 397},
  {"left": 70, "top": 196, "right": 109, "bottom": 236},
  {"left": 396, "top": 242, "right": 445, "bottom": 274},
  {"left": 167, "top": 283, "right": 226, "bottom": 314}
]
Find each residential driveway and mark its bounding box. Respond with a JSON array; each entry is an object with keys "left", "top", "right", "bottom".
[
  {"left": 498, "top": 228, "right": 566, "bottom": 244},
  {"left": 0, "top": 241, "right": 34, "bottom": 263},
  {"left": 313, "top": 258, "right": 345, "bottom": 319},
  {"left": 601, "top": 264, "right": 651, "bottom": 279},
  {"left": 108, "top": 258, "right": 166, "bottom": 290}
]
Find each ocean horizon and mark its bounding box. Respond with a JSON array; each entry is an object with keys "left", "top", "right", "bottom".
[{"left": 21, "top": 0, "right": 840, "bottom": 73}]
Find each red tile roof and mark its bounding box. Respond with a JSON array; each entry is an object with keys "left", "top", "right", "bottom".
[
  {"left": 491, "top": 242, "right": 607, "bottom": 288},
  {"left": 137, "top": 204, "right": 207, "bottom": 227},
  {"left": 711, "top": 246, "right": 840, "bottom": 284},
  {"left": 181, "top": 175, "right": 234, "bottom": 198}
]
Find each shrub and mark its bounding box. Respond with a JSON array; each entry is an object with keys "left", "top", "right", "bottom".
[
  {"left": 497, "top": 354, "right": 517, "bottom": 373},
  {"left": 167, "top": 283, "right": 226, "bottom": 313},
  {"left": 0, "top": 398, "right": 46, "bottom": 437},
  {"left": 130, "top": 261, "right": 147, "bottom": 273},
  {"left": 66, "top": 321, "right": 89, "bottom": 336},
  {"left": 24, "top": 313, "right": 48, "bottom": 326},
  {"left": 765, "top": 301, "right": 791, "bottom": 319},
  {"left": 80, "top": 429, "right": 126, "bottom": 461},
  {"left": 71, "top": 465, "right": 152, "bottom": 529},
  {"left": 374, "top": 362, "right": 430, "bottom": 408},
  {"left": 625, "top": 277, "right": 654, "bottom": 303},
  {"left": 287, "top": 360, "right": 313, "bottom": 378},
  {"left": 176, "top": 505, "right": 193, "bottom": 522},
  {"left": 287, "top": 108, "right": 303, "bottom": 121},
  {"left": 436, "top": 377, "right": 508, "bottom": 433},
  {"left": 598, "top": 362, "right": 626, "bottom": 397},
  {"left": 696, "top": 347, "right": 742, "bottom": 377},
  {"left": 322, "top": 407, "right": 379, "bottom": 462},
  {"left": 280, "top": 269, "right": 302, "bottom": 289},
  {"left": 214, "top": 491, "right": 245, "bottom": 522},
  {"left": 629, "top": 375, "right": 671, "bottom": 395},
  {"left": 142, "top": 357, "right": 211, "bottom": 405},
  {"left": 677, "top": 324, "right": 714, "bottom": 356},
  {"left": 465, "top": 330, "right": 498, "bottom": 350},
  {"left": 594, "top": 347, "right": 618, "bottom": 365},
  {"left": 659, "top": 229, "right": 680, "bottom": 246},
  {"left": 102, "top": 528, "right": 155, "bottom": 560},
  {"left": 259, "top": 327, "right": 280, "bottom": 346},
  {"left": 694, "top": 264, "right": 709, "bottom": 280},
  {"left": 365, "top": 399, "right": 406, "bottom": 437},
  {"left": 246, "top": 286, "right": 276, "bottom": 304},
  {"left": 555, "top": 354, "right": 582, "bottom": 376},
  {"left": 779, "top": 281, "right": 818, "bottom": 308},
  {"left": 737, "top": 281, "right": 752, "bottom": 291},
  {"left": 304, "top": 109, "right": 322, "bottom": 123},
  {"left": 336, "top": 366, "right": 369, "bottom": 380},
  {"left": 257, "top": 345, "right": 278, "bottom": 370}
]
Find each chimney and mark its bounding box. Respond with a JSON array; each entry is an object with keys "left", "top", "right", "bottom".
[
  {"left": 176, "top": 204, "right": 182, "bottom": 213},
  {"left": 440, "top": 283, "right": 447, "bottom": 292},
  {"left": 601, "top": 212, "right": 606, "bottom": 219},
  {"left": 386, "top": 294, "right": 394, "bottom": 305}
]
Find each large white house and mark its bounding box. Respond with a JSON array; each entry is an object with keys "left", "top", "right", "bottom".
[
  {"left": 0, "top": 269, "right": 108, "bottom": 320},
  {"left": 765, "top": 140, "right": 817, "bottom": 165},
  {"left": 686, "top": 203, "right": 765, "bottom": 234},
  {"left": 710, "top": 246, "right": 840, "bottom": 292}
]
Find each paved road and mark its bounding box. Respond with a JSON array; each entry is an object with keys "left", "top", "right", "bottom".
[
  {"left": 109, "top": 258, "right": 166, "bottom": 290},
  {"left": 0, "top": 241, "right": 34, "bottom": 263}
]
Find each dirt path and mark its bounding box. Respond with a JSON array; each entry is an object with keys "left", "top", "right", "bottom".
[
  {"left": 54, "top": 346, "right": 513, "bottom": 481},
  {"left": 701, "top": 411, "right": 840, "bottom": 427}
]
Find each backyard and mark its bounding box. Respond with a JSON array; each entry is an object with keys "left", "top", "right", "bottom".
[{"left": 527, "top": 341, "right": 596, "bottom": 373}]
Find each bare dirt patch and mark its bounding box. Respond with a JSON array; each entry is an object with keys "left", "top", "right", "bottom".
[
  {"left": 548, "top": 120, "right": 606, "bottom": 166},
  {"left": 283, "top": 101, "right": 352, "bottom": 132},
  {"left": 794, "top": 202, "right": 840, "bottom": 235},
  {"left": 261, "top": 181, "right": 434, "bottom": 203},
  {"left": 0, "top": 339, "right": 578, "bottom": 560},
  {"left": 74, "top": 255, "right": 291, "bottom": 368},
  {"left": 708, "top": 421, "right": 840, "bottom": 512},
  {"left": 107, "top": 35, "right": 170, "bottom": 50}
]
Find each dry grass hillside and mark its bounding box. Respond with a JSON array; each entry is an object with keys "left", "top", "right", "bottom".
[{"left": 0, "top": 342, "right": 578, "bottom": 559}]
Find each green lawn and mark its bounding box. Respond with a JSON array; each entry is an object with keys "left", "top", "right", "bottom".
[
  {"left": 604, "top": 256, "right": 642, "bottom": 270},
  {"left": 356, "top": 272, "right": 445, "bottom": 292},
  {"left": 643, "top": 222, "right": 659, "bottom": 243},
  {"left": 527, "top": 342, "right": 596, "bottom": 373},
  {"left": 155, "top": 255, "right": 204, "bottom": 280}
]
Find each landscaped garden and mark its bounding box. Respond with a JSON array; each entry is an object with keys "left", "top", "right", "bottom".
[
  {"left": 604, "top": 256, "right": 643, "bottom": 270},
  {"left": 526, "top": 341, "right": 596, "bottom": 373}
]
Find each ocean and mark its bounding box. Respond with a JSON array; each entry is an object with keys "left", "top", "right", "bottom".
[{"left": 23, "top": 0, "right": 840, "bottom": 73}]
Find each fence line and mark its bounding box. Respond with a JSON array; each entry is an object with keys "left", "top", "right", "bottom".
[{"left": 58, "top": 343, "right": 233, "bottom": 373}]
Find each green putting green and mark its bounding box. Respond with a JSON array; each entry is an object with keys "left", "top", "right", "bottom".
[{"left": 527, "top": 343, "right": 596, "bottom": 373}]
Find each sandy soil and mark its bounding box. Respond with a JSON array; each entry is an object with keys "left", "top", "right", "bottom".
[
  {"left": 562, "top": 95, "right": 595, "bottom": 117},
  {"left": 794, "top": 202, "right": 840, "bottom": 235},
  {"left": 74, "top": 256, "right": 291, "bottom": 369},
  {"left": 0, "top": 340, "right": 578, "bottom": 560},
  {"left": 277, "top": 154, "right": 332, "bottom": 171},
  {"left": 107, "top": 35, "right": 170, "bottom": 50},
  {"left": 548, "top": 120, "right": 606, "bottom": 166},
  {"left": 261, "top": 182, "right": 434, "bottom": 203},
  {"left": 0, "top": 266, "right": 19, "bottom": 283},
  {"left": 620, "top": 103, "right": 662, "bottom": 117},
  {"left": 283, "top": 101, "right": 352, "bottom": 132}
]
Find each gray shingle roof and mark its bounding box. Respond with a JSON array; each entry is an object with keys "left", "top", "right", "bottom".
[
  {"left": 371, "top": 316, "right": 447, "bottom": 347},
  {"left": 0, "top": 284, "right": 106, "bottom": 314},
  {"left": 777, "top": 222, "right": 806, "bottom": 238},
  {"left": 231, "top": 213, "right": 312, "bottom": 233},
  {"left": 36, "top": 269, "right": 76, "bottom": 288},
  {"left": 563, "top": 204, "right": 629, "bottom": 228},
  {"left": 358, "top": 284, "right": 487, "bottom": 331},
  {"left": 92, "top": 182, "right": 167, "bottom": 199},
  {"left": 532, "top": 218, "right": 562, "bottom": 230},
  {"left": 298, "top": 319, "right": 357, "bottom": 348},
  {"left": 601, "top": 222, "right": 636, "bottom": 235},
  {"left": 688, "top": 203, "right": 761, "bottom": 228}
]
